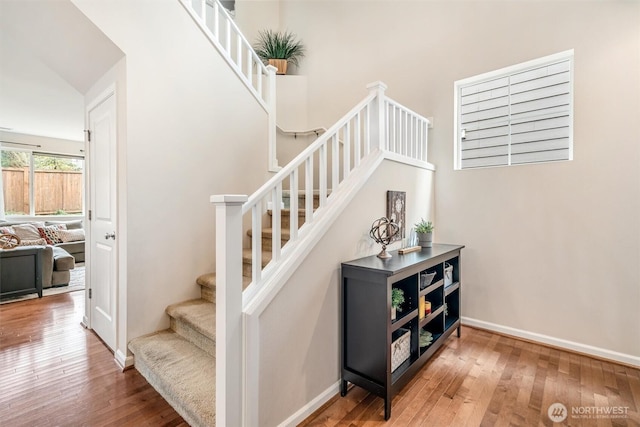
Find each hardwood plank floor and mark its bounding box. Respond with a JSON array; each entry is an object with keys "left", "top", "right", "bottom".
[
  {"left": 302, "top": 327, "right": 640, "bottom": 427},
  {"left": 0, "top": 291, "right": 185, "bottom": 427},
  {"left": 2, "top": 292, "right": 639, "bottom": 427}
]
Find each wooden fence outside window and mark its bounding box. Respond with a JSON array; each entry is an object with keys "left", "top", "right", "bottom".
[{"left": 2, "top": 167, "right": 83, "bottom": 215}]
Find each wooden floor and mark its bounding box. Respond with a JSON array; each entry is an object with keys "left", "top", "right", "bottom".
[
  {"left": 302, "top": 327, "right": 640, "bottom": 427},
  {"left": 2, "top": 293, "right": 639, "bottom": 427},
  {"left": 0, "top": 291, "right": 185, "bottom": 427}
]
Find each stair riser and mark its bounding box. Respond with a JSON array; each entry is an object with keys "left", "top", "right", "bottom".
[
  {"left": 170, "top": 318, "right": 215, "bottom": 357},
  {"left": 283, "top": 195, "right": 321, "bottom": 209},
  {"left": 243, "top": 258, "right": 270, "bottom": 277},
  {"left": 252, "top": 235, "right": 290, "bottom": 249},
  {"left": 200, "top": 286, "right": 214, "bottom": 303},
  {"left": 272, "top": 213, "right": 307, "bottom": 229}
]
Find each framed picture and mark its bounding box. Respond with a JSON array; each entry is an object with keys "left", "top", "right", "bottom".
[{"left": 387, "top": 191, "right": 406, "bottom": 242}]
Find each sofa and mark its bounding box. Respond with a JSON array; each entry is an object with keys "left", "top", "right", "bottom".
[
  {"left": 0, "top": 243, "right": 75, "bottom": 292},
  {"left": 0, "top": 219, "right": 85, "bottom": 263},
  {"left": 0, "top": 219, "right": 83, "bottom": 290}
]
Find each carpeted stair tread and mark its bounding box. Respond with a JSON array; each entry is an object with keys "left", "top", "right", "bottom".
[
  {"left": 247, "top": 228, "right": 292, "bottom": 240},
  {"left": 166, "top": 299, "right": 215, "bottom": 341},
  {"left": 128, "top": 330, "right": 215, "bottom": 427},
  {"left": 197, "top": 272, "right": 251, "bottom": 290},
  {"left": 196, "top": 273, "right": 216, "bottom": 289}
]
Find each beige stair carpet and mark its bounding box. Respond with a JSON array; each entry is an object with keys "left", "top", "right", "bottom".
[{"left": 129, "top": 330, "right": 215, "bottom": 427}]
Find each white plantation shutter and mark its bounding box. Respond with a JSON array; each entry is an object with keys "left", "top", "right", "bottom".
[{"left": 455, "top": 51, "right": 573, "bottom": 169}]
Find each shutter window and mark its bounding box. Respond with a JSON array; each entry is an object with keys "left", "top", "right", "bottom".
[{"left": 455, "top": 50, "right": 573, "bottom": 170}]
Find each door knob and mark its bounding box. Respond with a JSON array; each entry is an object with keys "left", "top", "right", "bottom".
[{"left": 105, "top": 232, "right": 116, "bottom": 240}]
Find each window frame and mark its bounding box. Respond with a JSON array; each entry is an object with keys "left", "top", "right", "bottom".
[
  {"left": 1, "top": 148, "right": 85, "bottom": 218},
  {"left": 454, "top": 49, "right": 574, "bottom": 170}
]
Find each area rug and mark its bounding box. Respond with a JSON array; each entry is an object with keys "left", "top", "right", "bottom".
[{"left": 0, "top": 264, "right": 85, "bottom": 305}]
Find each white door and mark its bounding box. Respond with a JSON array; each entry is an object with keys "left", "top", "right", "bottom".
[{"left": 88, "top": 92, "right": 117, "bottom": 351}]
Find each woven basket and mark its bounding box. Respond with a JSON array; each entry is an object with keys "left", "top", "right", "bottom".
[{"left": 391, "top": 328, "right": 411, "bottom": 372}]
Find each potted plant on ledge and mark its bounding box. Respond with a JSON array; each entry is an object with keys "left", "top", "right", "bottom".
[
  {"left": 253, "top": 29, "right": 305, "bottom": 75},
  {"left": 391, "top": 288, "right": 405, "bottom": 321},
  {"left": 415, "top": 219, "right": 434, "bottom": 248}
]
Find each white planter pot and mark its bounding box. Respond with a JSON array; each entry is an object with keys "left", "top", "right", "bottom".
[{"left": 418, "top": 232, "right": 433, "bottom": 248}]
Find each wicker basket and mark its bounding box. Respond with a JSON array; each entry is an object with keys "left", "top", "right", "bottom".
[{"left": 391, "top": 328, "right": 411, "bottom": 372}]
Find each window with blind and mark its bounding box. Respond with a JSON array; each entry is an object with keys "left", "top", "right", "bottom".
[{"left": 454, "top": 50, "right": 574, "bottom": 170}]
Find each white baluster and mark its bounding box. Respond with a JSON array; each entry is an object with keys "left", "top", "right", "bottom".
[
  {"left": 332, "top": 134, "right": 339, "bottom": 190},
  {"left": 343, "top": 122, "right": 351, "bottom": 178},
  {"left": 424, "top": 119, "right": 429, "bottom": 162},
  {"left": 354, "top": 113, "right": 361, "bottom": 167},
  {"left": 225, "top": 18, "right": 231, "bottom": 53},
  {"left": 391, "top": 105, "right": 396, "bottom": 153},
  {"left": 364, "top": 104, "right": 370, "bottom": 156},
  {"left": 237, "top": 33, "right": 242, "bottom": 71},
  {"left": 246, "top": 50, "right": 253, "bottom": 90},
  {"left": 305, "top": 156, "right": 313, "bottom": 223},
  {"left": 200, "top": 0, "right": 206, "bottom": 20},
  {"left": 256, "top": 62, "right": 262, "bottom": 97},
  {"left": 403, "top": 110, "right": 408, "bottom": 156},
  {"left": 211, "top": 194, "right": 246, "bottom": 427},
  {"left": 289, "top": 170, "right": 299, "bottom": 240},
  {"left": 251, "top": 204, "right": 262, "bottom": 284},
  {"left": 271, "top": 184, "right": 282, "bottom": 261},
  {"left": 213, "top": 1, "right": 219, "bottom": 40},
  {"left": 410, "top": 112, "right": 414, "bottom": 158},
  {"left": 319, "top": 143, "right": 327, "bottom": 207}
]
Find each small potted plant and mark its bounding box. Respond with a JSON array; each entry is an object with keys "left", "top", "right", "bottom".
[
  {"left": 253, "top": 29, "right": 305, "bottom": 75},
  {"left": 415, "top": 219, "right": 434, "bottom": 248},
  {"left": 391, "top": 288, "right": 405, "bottom": 321}
]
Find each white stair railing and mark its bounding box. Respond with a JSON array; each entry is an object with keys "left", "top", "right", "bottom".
[
  {"left": 213, "top": 82, "right": 432, "bottom": 425},
  {"left": 385, "top": 98, "right": 431, "bottom": 163},
  {"left": 179, "top": 0, "right": 279, "bottom": 171}
]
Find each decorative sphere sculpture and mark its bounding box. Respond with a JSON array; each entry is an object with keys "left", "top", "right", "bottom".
[{"left": 369, "top": 217, "right": 400, "bottom": 259}]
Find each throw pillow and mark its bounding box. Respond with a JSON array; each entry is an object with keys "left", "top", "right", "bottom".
[
  {"left": 38, "top": 225, "right": 64, "bottom": 245},
  {"left": 58, "top": 228, "right": 85, "bottom": 243},
  {"left": 0, "top": 226, "right": 15, "bottom": 235},
  {"left": 12, "top": 223, "right": 42, "bottom": 240},
  {"left": 18, "top": 238, "right": 47, "bottom": 247},
  {"left": 46, "top": 220, "right": 81, "bottom": 230}
]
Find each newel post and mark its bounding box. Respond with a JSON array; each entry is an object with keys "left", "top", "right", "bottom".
[
  {"left": 366, "top": 81, "right": 388, "bottom": 152},
  {"left": 266, "top": 65, "right": 279, "bottom": 172},
  {"left": 211, "top": 194, "right": 248, "bottom": 427}
]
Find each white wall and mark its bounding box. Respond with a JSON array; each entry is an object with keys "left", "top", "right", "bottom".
[
  {"left": 258, "top": 159, "right": 435, "bottom": 426},
  {"left": 269, "top": 1, "right": 640, "bottom": 362},
  {"left": 0, "top": 33, "right": 84, "bottom": 141},
  {"left": 72, "top": 0, "right": 272, "bottom": 344}
]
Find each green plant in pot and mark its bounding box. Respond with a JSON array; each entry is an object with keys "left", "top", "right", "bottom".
[
  {"left": 415, "top": 218, "right": 434, "bottom": 248},
  {"left": 253, "top": 29, "right": 305, "bottom": 75},
  {"left": 391, "top": 288, "right": 405, "bottom": 321}
]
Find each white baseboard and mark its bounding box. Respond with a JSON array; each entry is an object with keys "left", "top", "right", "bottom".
[
  {"left": 115, "top": 349, "right": 135, "bottom": 371},
  {"left": 277, "top": 381, "right": 340, "bottom": 427},
  {"left": 461, "top": 316, "right": 640, "bottom": 368}
]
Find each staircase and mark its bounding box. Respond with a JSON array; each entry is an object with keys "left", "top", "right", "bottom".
[
  {"left": 126, "top": 3, "right": 433, "bottom": 426},
  {"left": 127, "top": 195, "right": 316, "bottom": 427}
]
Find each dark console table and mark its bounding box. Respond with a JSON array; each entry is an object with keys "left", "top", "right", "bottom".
[
  {"left": 341, "top": 244, "right": 464, "bottom": 420},
  {"left": 0, "top": 247, "right": 43, "bottom": 300}
]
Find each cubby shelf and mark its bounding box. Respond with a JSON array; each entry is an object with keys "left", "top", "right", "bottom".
[{"left": 340, "top": 244, "right": 464, "bottom": 420}]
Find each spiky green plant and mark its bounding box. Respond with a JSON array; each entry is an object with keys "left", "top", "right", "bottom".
[
  {"left": 414, "top": 218, "right": 434, "bottom": 234},
  {"left": 253, "top": 30, "right": 305, "bottom": 66}
]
